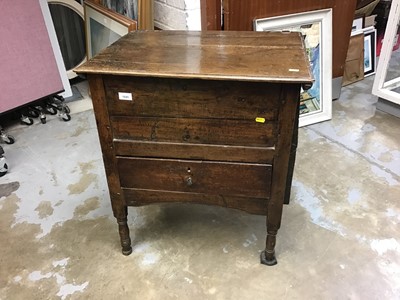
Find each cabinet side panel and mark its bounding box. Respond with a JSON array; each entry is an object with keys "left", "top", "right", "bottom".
[
  {"left": 268, "top": 84, "right": 301, "bottom": 229},
  {"left": 87, "top": 74, "right": 126, "bottom": 215}
]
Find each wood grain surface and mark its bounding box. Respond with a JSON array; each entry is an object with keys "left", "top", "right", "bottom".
[
  {"left": 117, "top": 157, "right": 272, "bottom": 198},
  {"left": 75, "top": 31, "right": 313, "bottom": 83},
  {"left": 104, "top": 76, "right": 280, "bottom": 120}
]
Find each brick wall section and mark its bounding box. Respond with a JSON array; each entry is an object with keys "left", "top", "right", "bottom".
[{"left": 154, "top": 0, "right": 201, "bottom": 30}]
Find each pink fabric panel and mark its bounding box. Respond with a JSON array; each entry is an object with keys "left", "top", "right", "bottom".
[{"left": 0, "top": 0, "right": 63, "bottom": 113}]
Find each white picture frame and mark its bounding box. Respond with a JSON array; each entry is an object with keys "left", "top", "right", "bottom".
[
  {"left": 254, "top": 9, "right": 333, "bottom": 127},
  {"left": 363, "top": 27, "right": 377, "bottom": 77},
  {"left": 372, "top": 0, "right": 400, "bottom": 105},
  {"left": 352, "top": 15, "right": 364, "bottom": 32}
]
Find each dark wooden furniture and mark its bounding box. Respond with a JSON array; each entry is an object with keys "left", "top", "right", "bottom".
[{"left": 75, "top": 30, "right": 312, "bottom": 265}]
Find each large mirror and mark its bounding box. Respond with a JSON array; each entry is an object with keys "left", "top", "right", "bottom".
[{"left": 254, "top": 9, "right": 333, "bottom": 127}]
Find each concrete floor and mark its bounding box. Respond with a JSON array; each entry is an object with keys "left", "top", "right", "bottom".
[{"left": 1, "top": 60, "right": 400, "bottom": 299}]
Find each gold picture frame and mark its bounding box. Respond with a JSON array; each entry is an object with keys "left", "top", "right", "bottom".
[
  {"left": 100, "top": 0, "right": 153, "bottom": 30},
  {"left": 84, "top": 1, "right": 137, "bottom": 59}
]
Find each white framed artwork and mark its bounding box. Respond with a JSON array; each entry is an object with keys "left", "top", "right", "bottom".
[
  {"left": 254, "top": 9, "right": 333, "bottom": 127},
  {"left": 352, "top": 15, "right": 364, "bottom": 32},
  {"left": 363, "top": 27, "right": 377, "bottom": 77}
]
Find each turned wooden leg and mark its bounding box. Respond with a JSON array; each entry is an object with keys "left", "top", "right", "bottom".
[
  {"left": 117, "top": 216, "right": 132, "bottom": 255},
  {"left": 260, "top": 231, "right": 277, "bottom": 266},
  {"left": 261, "top": 205, "right": 282, "bottom": 266},
  {"left": 115, "top": 205, "right": 132, "bottom": 255}
]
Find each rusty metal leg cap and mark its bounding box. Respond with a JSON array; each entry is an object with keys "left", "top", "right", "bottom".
[{"left": 260, "top": 250, "right": 277, "bottom": 266}]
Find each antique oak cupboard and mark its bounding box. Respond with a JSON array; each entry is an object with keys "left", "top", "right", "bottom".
[{"left": 75, "top": 30, "right": 312, "bottom": 265}]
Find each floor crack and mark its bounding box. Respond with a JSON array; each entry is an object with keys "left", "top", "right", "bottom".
[{"left": 304, "top": 126, "right": 400, "bottom": 181}]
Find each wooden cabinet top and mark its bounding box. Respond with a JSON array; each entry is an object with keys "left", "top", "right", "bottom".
[{"left": 75, "top": 30, "right": 312, "bottom": 83}]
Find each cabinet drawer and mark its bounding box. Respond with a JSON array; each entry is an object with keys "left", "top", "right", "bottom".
[
  {"left": 117, "top": 157, "right": 272, "bottom": 199},
  {"left": 111, "top": 116, "right": 276, "bottom": 147},
  {"left": 104, "top": 76, "right": 281, "bottom": 120}
]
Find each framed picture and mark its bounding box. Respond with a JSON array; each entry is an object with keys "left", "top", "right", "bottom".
[
  {"left": 363, "top": 27, "right": 377, "bottom": 77},
  {"left": 352, "top": 15, "right": 364, "bottom": 32},
  {"left": 101, "top": 0, "right": 138, "bottom": 21},
  {"left": 254, "top": 9, "right": 333, "bottom": 127},
  {"left": 84, "top": 1, "right": 137, "bottom": 59},
  {"left": 101, "top": 0, "right": 153, "bottom": 30}
]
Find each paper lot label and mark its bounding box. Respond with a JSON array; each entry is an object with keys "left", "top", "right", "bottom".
[{"left": 118, "top": 92, "right": 133, "bottom": 101}]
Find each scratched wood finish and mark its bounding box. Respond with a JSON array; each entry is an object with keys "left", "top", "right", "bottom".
[
  {"left": 74, "top": 31, "right": 312, "bottom": 265},
  {"left": 123, "top": 189, "right": 268, "bottom": 215},
  {"left": 104, "top": 76, "right": 280, "bottom": 120},
  {"left": 75, "top": 31, "right": 312, "bottom": 83},
  {"left": 111, "top": 116, "right": 276, "bottom": 147},
  {"left": 113, "top": 140, "right": 275, "bottom": 163},
  {"left": 117, "top": 157, "right": 272, "bottom": 198}
]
